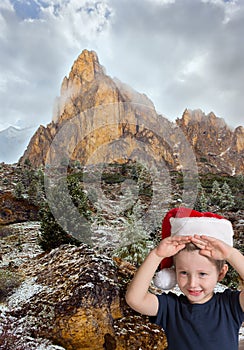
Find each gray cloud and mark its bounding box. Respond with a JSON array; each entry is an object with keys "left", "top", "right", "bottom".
[
  {"left": 104, "top": 0, "right": 244, "bottom": 126},
  {"left": 0, "top": 0, "right": 112, "bottom": 130}
]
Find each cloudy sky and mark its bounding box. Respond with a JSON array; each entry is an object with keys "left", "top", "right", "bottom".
[{"left": 0, "top": 0, "right": 243, "bottom": 135}]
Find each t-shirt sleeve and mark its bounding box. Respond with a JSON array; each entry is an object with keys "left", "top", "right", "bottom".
[
  {"left": 230, "top": 290, "right": 244, "bottom": 323},
  {"left": 220, "top": 289, "right": 244, "bottom": 324},
  {"left": 149, "top": 292, "right": 176, "bottom": 330}
]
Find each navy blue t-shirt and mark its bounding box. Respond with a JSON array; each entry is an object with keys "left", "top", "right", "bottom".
[{"left": 150, "top": 289, "right": 244, "bottom": 350}]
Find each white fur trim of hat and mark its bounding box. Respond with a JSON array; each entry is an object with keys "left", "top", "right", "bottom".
[{"left": 170, "top": 216, "right": 234, "bottom": 246}]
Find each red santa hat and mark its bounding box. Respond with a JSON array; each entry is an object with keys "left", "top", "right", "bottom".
[{"left": 153, "top": 207, "right": 234, "bottom": 290}]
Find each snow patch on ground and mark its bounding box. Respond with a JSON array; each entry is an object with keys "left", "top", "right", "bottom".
[
  {"left": 7, "top": 277, "right": 52, "bottom": 309},
  {"left": 0, "top": 221, "right": 42, "bottom": 268},
  {"left": 219, "top": 147, "right": 231, "bottom": 157}
]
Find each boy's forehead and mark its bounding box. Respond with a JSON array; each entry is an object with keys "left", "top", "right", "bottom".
[{"left": 175, "top": 249, "right": 216, "bottom": 269}]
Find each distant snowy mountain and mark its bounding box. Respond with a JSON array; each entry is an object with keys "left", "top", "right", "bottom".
[{"left": 0, "top": 126, "right": 37, "bottom": 164}]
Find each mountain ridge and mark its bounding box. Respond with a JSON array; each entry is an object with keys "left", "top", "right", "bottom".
[{"left": 17, "top": 49, "right": 244, "bottom": 175}]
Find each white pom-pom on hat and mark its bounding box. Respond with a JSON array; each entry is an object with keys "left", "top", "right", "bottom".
[{"left": 153, "top": 268, "right": 177, "bottom": 290}]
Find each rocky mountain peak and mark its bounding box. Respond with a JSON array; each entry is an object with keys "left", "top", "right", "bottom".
[
  {"left": 20, "top": 50, "right": 244, "bottom": 175},
  {"left": 181, "top": 108, "right": 227, "bottom": 129},
  {"left": 53, "top": 49, "right": 107, "bottom": 122},
  {"left": 67, "top": 49, "right": 105, "bottom": 84},
  {"left": 181, "top": 108, "right": 204, "bottom": 125},
  {"left": 176, "top": 109, "right": 244, "bottom": 174},
  {"left": 53, "top": 49, "right": 155, "bottom": 124}
]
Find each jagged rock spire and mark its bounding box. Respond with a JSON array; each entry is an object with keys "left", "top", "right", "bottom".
[{"left": 20, "top": 50, "right": 244, "bottom": 175}]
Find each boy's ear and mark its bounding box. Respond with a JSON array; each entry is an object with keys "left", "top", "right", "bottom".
[{"left": 218, "top": 263, "right": 228, "bottom": 282}]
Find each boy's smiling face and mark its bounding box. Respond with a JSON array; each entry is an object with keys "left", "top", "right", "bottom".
[{"left": 175, "top": 249, "right": 227, "bottom": 304}]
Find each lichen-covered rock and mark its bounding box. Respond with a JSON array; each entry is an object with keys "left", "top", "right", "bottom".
[{"left": 0, "top": 244, "right": 167, "bottom": 350}]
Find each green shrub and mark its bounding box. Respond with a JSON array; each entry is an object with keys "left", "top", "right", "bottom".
[
  {"left": 39, "top": 175, "right": 92, "bottom": 251},
  {"left": 38, "top": 202, "right": 81, "bottom": 251},
  {"left": 101, "top": 172, "right": 126, "bottom": 184}
]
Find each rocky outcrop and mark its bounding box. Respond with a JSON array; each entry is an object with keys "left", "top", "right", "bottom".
[
  {"left": 177, "top": 109, "right": 244, "bottom": 175},
  {"left": 20, "top": 50, "right": 244, "bottom": 176},
  {"left": 20, "top": 124, "right": 57, "bottom": 168},
  {"left": 0, "top": 243, "right": 167, "bottom": 350},
  {"left": 0, "top": 192, "right": 38, "bottom": 224}
]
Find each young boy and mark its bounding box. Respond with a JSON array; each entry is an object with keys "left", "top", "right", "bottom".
[{"left": 126, "top": 208, "right": 244, "bottom": 350}]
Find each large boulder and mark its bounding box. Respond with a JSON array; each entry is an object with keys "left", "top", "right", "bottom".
[{"left": 0, "top": 244, "right": 167, "bottom": 350}]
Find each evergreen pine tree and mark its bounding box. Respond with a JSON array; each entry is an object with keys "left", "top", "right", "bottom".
[
  {"left": 39, "top": 176, "right": 92, "bottom": 251},
  {"left": 210, "top": 180, "right": 222, "bottom": 210},
  {"left": 39, "top": 202, "right": 80, "bottom": 251},
  {"left": 199, "top": 191, "right": 209, "bottom": 211},
  {"left": 113, "top": 200, "right": 153, "bottom": 266},
  {"left": 14, "top": 182, "right": 25, "bottom": 199},
  {"left": 220, "top": 181, "right": 235, "bottom": 211},
  {"left": 194, "top": 182, "right": 209, "bottom": 211}
]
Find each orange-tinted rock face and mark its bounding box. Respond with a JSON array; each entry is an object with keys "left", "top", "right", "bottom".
[
  {"left": 20, "top": 50, "right": 244, "bottom": 176},
  {"left": 177, "top": 109, "right": 244, "bottom": 175}
]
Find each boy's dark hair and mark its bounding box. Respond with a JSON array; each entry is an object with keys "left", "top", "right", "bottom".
[{"left": 175, "top": 242, "right": 226, "bottom": 272}]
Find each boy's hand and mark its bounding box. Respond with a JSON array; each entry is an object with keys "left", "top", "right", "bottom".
[
  {"left": 191, "top": 235, "right": 233, "bottom": 260},
  {"left": 154, "top": 236, "right": 192, "bottom": 258}
]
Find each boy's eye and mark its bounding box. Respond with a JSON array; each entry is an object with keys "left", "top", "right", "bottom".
[
  {"left": 179, "top": 271, "right": 187, "bottom": 276},
  {"left": 199, "top": 272, "right": 207, "bottom": 277}
]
